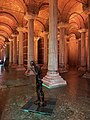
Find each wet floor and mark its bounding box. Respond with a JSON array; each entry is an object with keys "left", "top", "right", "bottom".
[{"left": 0, "top": 65, "right": 90, "bottom": 120}]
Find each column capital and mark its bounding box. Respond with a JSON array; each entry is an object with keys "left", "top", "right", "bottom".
[
  {"left": 12, "top": 29, "right": 19, "bottom": 37},
  {"left": 23, "top": 27, "right": 28, "bottom": 33},
  {"left": 42, "top": 31, "right": 49, "bottom": 36},
  {"left": 24, "top": 12, "right": 36, "bottom": 20},
  {"left": 83, "top": 4, "right": 90, "bottom": 15},
  {"left": 78, "top": 28, "right": 87, "bottom": 33},
  {"left": 17, "top": 27, "right": 28, "bottom": 33},
  {"left": 77, "top": 38, "right": 81, "bottom": 41},
  {"left": 17, "top": 27, "right": 23, "bottom": 32},
  {"left": 84, "top": 10, "right": 90, "bottom": 15},
  {"left": 65, "top": 35, "right": 69, "bottom": 39},
  {"left": 34, "top": 37, "right": 40, "bottom": 41},
  {"left": 58, "top": 22, "right": 68, "bottom": 28},
  {"left": 11, "top": 34, "right": 17, "bottom": 38},
  {"left": 9, "top": 38, "right": 13, "bottom": 41},
  {"left": 4, "top": 37, "right": 9, "bottom": 42}
]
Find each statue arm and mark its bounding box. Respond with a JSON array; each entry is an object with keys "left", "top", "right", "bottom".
[{"left": 30, "top": 66, "right": 37, "bottom": 75}]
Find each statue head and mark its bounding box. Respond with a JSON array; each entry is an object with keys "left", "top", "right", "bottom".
[{"left": 30, "top": 60, "right": 35, "bottom": 66}]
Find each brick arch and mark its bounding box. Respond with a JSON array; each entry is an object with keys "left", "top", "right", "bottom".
[
  {"left": 0, "top": 22, "right": 13, "bottom": 32},
  {"left": 0, "top": 12, "right": 19, "bottom": 25},
  {"left": 69, "top": 12, "right": 85, "bottom": 28},
  {"left": 0, "top": 35, "right": 5, "bottom": 40},
  {"left": 0, "top": 25, "right": 12, "bottom": 36},
  {"left": 0, "top": 30, "right": 9, "bottom": 38}
]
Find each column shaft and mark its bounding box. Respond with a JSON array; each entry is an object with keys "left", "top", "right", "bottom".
[
  {"left": 18, "top": 31, "right": 23, "bottom": 65},
  {"left": 16, "top": 28, "right": 25, "bottom": 71},
  {"left": 48, "top": 0, "right": 58, "bottom": 71},
  {"left": 27, "top": 18, "right": 34, "bottom": 69},
  {"left": 42, "top": 0, "right": 67, "bottom": 88},
  {"left": 13, "top": 36, "right": 17, "bottom": 65},
  {"left": 59, "top": 27, "right": 65, "bottom": 67},
  {"left": 42, "top": 32, "right": 48, "bottom": 69},
  {"left": 24, "top": 14, "right": 35, "bottom": 75},
  {"left": 87, "top": 14, "right": 90, "bottom": 72},
  {"left": 81, "top": 31, "right": 86, "bottom": 67},
  {"left": 34, "top": 38, "right": 38, "bottom": 63},
  {"left": 78, "top": 39, "right": 81, "bottom": 67},
  {"left": 9, "top": 40, "right": 13, "bottom": 64},
  {"left": 58, "top": 23, "right": 68, "bottom": 73},
  {"left": 59, "top": 27, "right": 68, "bottom": 72},
  {"left": 78, "top": 29, "right": 86, "bottom": 71}
]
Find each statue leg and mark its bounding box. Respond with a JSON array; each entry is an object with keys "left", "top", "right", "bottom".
[
  {"left": 36, "top": 89, "right": 45, "bottom": 106},
  {"left": 40, "top": 90, "right": 44, "bottom": 102},
  {"left": 34, "top": 84, "right": 40, "bottom": 105}
]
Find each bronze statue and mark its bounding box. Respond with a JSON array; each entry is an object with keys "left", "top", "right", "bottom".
[{"left": 30, "top": 61, "right": 45, "bottom": 107}]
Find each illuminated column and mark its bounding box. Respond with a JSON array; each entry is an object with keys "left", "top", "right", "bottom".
[
  {"left": 0, "top": 49, "right": 3, "bottom": 61},
  {"left": 9, "top": 38, "right": 13, "bottom": 65},
  {"left": 42, "top": 32, "right": 48, "bottom": 69},
  {"left": 83, "top": 14, "right": 90, "bottom": 78},
  {"left": 78, "top": 29, "right": 86, "bottom": 71},
  {"left": 65, "top": 35, "right": 69, "bottom": 69},
  {"left": 34, "top": 37, "right": 39, "bottom": 63},
  {"left": 4, "top": 38, "right": 10, "bottom": 67},
  {"left": 77, "top": 39, "right": 81, "bottom": 67},
  {"left": 16, "top": 27, "right": 25, "bottom": 71},
  {"left": 1, "top": 47, "right": 5, "bottom": 61},
  {"left": 42, "top": 0, "right": 67, "bottom": 88},
  {"left": 12, "top": 34, "right": 18, "bottom": 68},
  {"left": 58, "top": 23, "right": 68, "bottom": 73},
  {"left": 24, "top": 13, "right": 35, "bottom": 75},
  {"left": 87, "top": 13, "right": 90, "bottom": 72}
]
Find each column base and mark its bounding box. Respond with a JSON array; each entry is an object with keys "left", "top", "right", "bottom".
[
  {"left": 78, "top": 66, "right": 86, "bottom": 71},
  {"left": 9, "top": 63, "right": 12, "bottom": 67},
  {"left": 25, "top": 69, "right": 34, "bottom": 76},
  {"left": 59, "top": 67, "right": 68, "bottom": 73},
  {"left": 41, "top": 64, "right": 48, "bottom": 70},
  {"left": 82, "top": 72, "right": 90, "bottom": 79},
  {"left": 11, "top": 64, "right": 18, "bottom": 68},
  {"left": 0, "top": 85, "right": 7, "bottom": 89},
  {"left": 42, "top": 71, "right": 67, "bottom": 89},
  {"left": 16, "top": 65, "right": 26, "bottom": 71}
]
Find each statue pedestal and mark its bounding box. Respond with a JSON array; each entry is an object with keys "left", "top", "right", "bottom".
[
  {"left": 42, "top": 71, "right": 67, "bottom": 89},
  {"left": 22, "top": 96, "right": 56, "bottom": 115}
]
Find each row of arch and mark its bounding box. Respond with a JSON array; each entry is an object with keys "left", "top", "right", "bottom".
[{"left": 0, "top": 0, "right": 88, "bottom": 49}]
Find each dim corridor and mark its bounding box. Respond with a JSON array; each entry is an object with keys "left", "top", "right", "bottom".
[{"left": 0, "top": 65, "right": 90, "bottom": 120}]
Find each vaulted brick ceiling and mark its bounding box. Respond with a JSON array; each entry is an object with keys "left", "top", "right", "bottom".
[{"left": 0, "top": 0, "right": 88, "bottom": 49}]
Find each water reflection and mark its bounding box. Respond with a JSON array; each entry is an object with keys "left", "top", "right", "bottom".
[{"left": 62, "top": 67, "right": 90, "bottom": 98}]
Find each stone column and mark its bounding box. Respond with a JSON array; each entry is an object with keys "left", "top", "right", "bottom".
[
  {"left": 2, "top": 46, "right": 5, "bottom": 62},
  {"left": 9, "top": 38, "right": 13, "bottom": 66},
  {"left": 12, "top": 34, "right": 18, "bottom": 68},
  {"left": 4, "top": 38, "right": 10, "bottom": 67},
  {"left": 34, "top": 37, "right": 39, "bottom": 63},
  {"left": 0, "top": 49, "right": 3, "bottom": 61},
  {"left": 42, "top": 0, "right": 67, "bottom": 88},
  {"left": 78, "top": 29, "right": 86, "bottom": 71},
  {"left": 42, "top": 32, "right": 48, "bottom": 69},
  {"left": 83, "top": 14, "right": 90, "bottom": 78},
  {"left": 16, "top": 27, "right": 25, "bottom": 71},
  {"left": 77, "top": 39, "right": 81, "bottom": 68},
  {"left": 24, "top": 13, "right": 35, "bottom": 75},
  {"left": 58, "top": 23, "right": 68, "bottom": 73},
  {"left": 65, "top": 35, "right": 69, "bottom": 69},
  {"left": 87, "top": 15, "right": 90, "bottom": 72}
]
